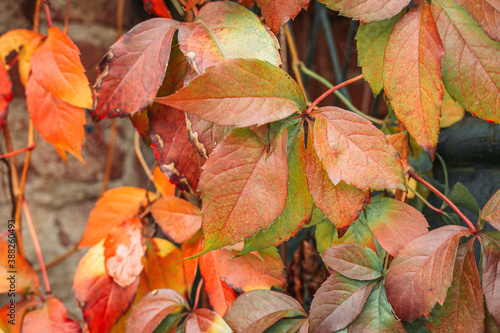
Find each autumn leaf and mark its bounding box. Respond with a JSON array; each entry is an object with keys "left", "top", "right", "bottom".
[
  {"left": 431, "top": 0, "right": 500, "bottom": 124},
  {"left": 223, "top": 290, "right": 306, "bottom": 332},
  {"left": 263, "top": 318, "right": 309, "bottom": 333},
  {"left": 0, "top": 299, "right": 39, "bottom": 333},
  {"left": 0, "top": 239, "right": 41, "bottom": 296},
  {"left": 480, "top": 188, "right": 500, "bottom": 231},
  {"left": 312, "top": 107, "right": 405, "bottom": 191},
  {"left": 440, "top": 88, "right": 465, "bottom": 128},
  {"left": 185, "top": 309, "right": 232, "bottom": 333},
  {"left": 318, "top": 0, "right": 410, "bottom": 22},
  {"left": 79, "top": 187, "right": 151, "bottom": 248},
  {"left": 199, "top": 127, "right": 288, "bottom": 252},
  {"left": 142, "top": 0, "right": 172, "bottom": 18},
  {"left": 178, "top": 1, "right": 280, "bottom": 74},
  {"left": 131, "top": 110, "right": 150, "bottom": 146},
  {"left": 182, "top": 233, "right": 202, "bottom": 294},
  {"left": 330, "top": 213, "right": 377, "bottom": 254},
  {"left": 455, "top": 0, "right": 500, "bottom": 41},
  {"left": 25, "top": 75, "right": 86, "bottom": 162},
  {"left": 383, "top": 1, "right": 445, "bottom": 158},
  {"left": 426, "top": 242, "right": 485, "bottom": 333},
  {"left": 152, "top": 166, "right": 176, "bottom": 197},
  {"left": 92, "top": 18, "right": 179, "bottom": 120},
  {"left": 150, "top": 196, "right": 202, "bottom": 244},
  {"left": 0, "top": 29, "right": 43, "bottom": 63},
  {"left": 30, "top": 27, "right": 91, "bottom": 109},
  {"left": 185, "top": 0, "right": 203, "bottom": 11},
  {"left": 309, "top": 273, "right": 376, "bottom": 333},
  {"left": 0, "top": 63, "right": 12, "bottom": 130},
  {"left": 156, "top": 58, "right": 306, "bottom": 127},
  {"left": 186, "top": 114, "right": 233, "bottom": 159},
  {"left": 104, "top": 218, "right": 146, "bottom": 288},
  {"left": 22, "top": 297, "right": 81, "bottom": 333},
  {"left": 126, "top": 289, "right": 188, "bottom": 333},
  {"left": 482, "top": 232, "right": 500, "bottom": 328},
  {"left": 73, "top": 241, "right": 139, "bottom": 333},
  {"left": 255, "top": 0, "right": 310, "bottom": 35},
  {"left": 321, "top": 244, "right": 383, "bottom": 281},
  {"left": 365, "top": 197, "right": 429, "bottom": 256},
  {"left": 385, "top": 225, "right": 473, "bottom": 321}
]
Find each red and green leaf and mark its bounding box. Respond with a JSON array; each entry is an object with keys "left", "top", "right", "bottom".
[
  {"left": 482, "top": 232, "right": 500, "bottom": 328},
  {"left": 330, "top": 214, "right": 377, "bottom": 254},
  {"left": 318, "top": 0, "right": 410, "bottom": 22},
  {"left": 186, "top": 115, "right": 233, "bottom": 159},
  {"left": 22, "top": 297, "right": 81, "bottom": 333},
  {"left": 321, "top": 244, "right": 383, "bottom": 281},
  {"left": 255, "top": 0, "right": 310, "bottom": 35},
  {"left": 185, "top": 308, "right": 232, "bottom": 333},
  {"left": 455, "top": 0, "right": 500, "bottom": 41}
]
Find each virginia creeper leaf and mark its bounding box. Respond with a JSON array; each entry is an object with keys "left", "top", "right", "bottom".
[
  {"left": 321, "top": 244, "right": 383, "bottom": 281},
  {"left": 242, "top": 127, "right": 314, "bottom": 253},
  {"left": 263, "top": 318, "right": 308, "bottom": 333},
  {"left": 150, "top": 196, "right": 202, "bottom": 243},
  {"left": 186, "top": 114, "right": 233, "bottom": 159},
  {"left": 30, "top": 27, "right": 91, "bottom": 109},
  {"left": 385, "top": 225, "right": 472, "bottom": 322},
  {"left": 448, "top": 182, "right": 480, "bottom": 215},
  {"left": 431, "top": 0, "right": 500, "bottom": 123},
  {"left": 356, "top": 12, "right": 403, "bottom": 94},
  {"left": 26, "top": 76, "right": 86, "bottom": 162},
  {"left": 306, "top": 134, "right": 369, "bottom": 230},
  {"left": 348, "top": 282, "right": 405, "bottom": 333},
  {"left": 318, "top": 0, "right": 410, "bottom": 22},
  {"left": 480, "top": 188, "right": 500, "bottom": 231},
  {"left": 152, "top": 313, "right": 185, "bottom": 333},
  {"left": 185, "top": 309, "right": 232, "bottom": 333},
  {"left": 482, "top": 233, "right": 500, "bottom": 327},
  {"left": 79, "top": 187, "right": 151, "bottom": 248},
  {"left": 309, "top": 273, "right": 376, "bottom": 333},
  {"left": 383, "top": 2, "right": 445, "bottom": 158},
  {"left": 73, "top": 241, "right": 139, "bottom": 333},
  {"left": 365, "top": 197, "right": 429, "bottom": 257},
  {"left": 131, "top": 110, "right": 150, "bottom": 146},
  {"left": 22, "top": 297, "right": 81, "bottom": 333},
  {"left": 185, "top": 0, "right": 203, "bottom": 11},
  {"left": 255, "top": 0, "right": 310, "bottom": 35},
  {"left": 152, "top": 166, "right": 176, "bottom": 197},
  {"left": 0, "top": 299, "right": 39, "bottom": 333},
  {"left": 223, "top": 290, "right": 306, "bottom": 333},
  {"left": 126, "top": 289, "right": 188, "bottom": 333},
  {"left": 0, "top": 239, "right": 41, "bottom": 296},
  {"left": 455, "top": 0, "right": 500, "bottom": 41},
  {"left": 92, "top": 18, "right": 179, "bottom": 120},
  {"left": 199, "top": 127, "right": 288, "bottom": 252},
  {"left": 178, "top": 1, "right": 280, "bottom": 74},
  {"left": 104, "top": 218, "right": 146, "bottom": 288},
  {"left": 142, "top": 0, "right": 172, "bottom": 18},
  {"left": 0, "top": 63, "right": 12, "bottom": 130},
  {"left": 426, "top": 242, "right": 485, "bottom": 333},
  {"left": 316, "top": 219, "right": 337, "bottom": 254},
  {"left": 0, "top": 29, "right": 43, "bottom": 63},
  {"left": 439, "top": 88, "right": 465, "bottom": 128},
  {"left": 330, "top": 213, "right": 377, "bottom": 254},
  {"left": 156, "top": 58, "right": 306, "bottom": 127},
  {"left": 312, "top": 107, "right": 405, "bottom": 191},
  {"left": 181, "top": 233, "right": 202, "bottom": 294}
]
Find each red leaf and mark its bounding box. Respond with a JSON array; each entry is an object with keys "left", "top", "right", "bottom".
[
  {"left": 185, "top": 308, "right": 232, "bottom": 333},
  {"left": 142, "top": 0, "right": 172, "bottom": 18},
  {"left": 0, "top": 239, "right": 41, "bottom": 296},
  {"left": 182, "top": 233, "right": 202, "bottom": 294},
  {"left": 79, "top": 187, "right": 151, "bottom": 248},
  {"left": 198, "top": 127, "right": 288, "bottom": 252},
  {"left": 456, "top": 0, "right": 500, "bottom": 41},
  {"left": 480, "top": 188, "right": 500, "bottom": 231},
  {"left": 150, "top": 196, "right": 202, "bottom": 244},
  {"left": 309, "top": 273, "right": 376, "bottom": 333},
  {"left": 30, "top": 27, "right": 91, "bottom": 109},
  {"left": 321, "top": 244, "right": 383, "bottom": 281},
  {"left": 426, "top": 242, "right": 485, "bottom": 332},
  {"left": 22, "top": 297, "right": 81, "bottom": 333},
  {"left": 126, "top": 289, "right": 188, "bottom": 333},
  {"left": 385, "top": 225, "right": 472, "bottom": 321},
  {"left": 431, "top": 0, "right": 500, "bottom": 123},
  {"left": 312, "top": 107, "right": 405, "bottom": 191},
  {"left": 178, "top": 1, "right": 280, "bottom": 75},
  {"left": 185, "top": 0, "right": 204, "bottom": 11},
  {"left": 156, "top": 59, "right": 306, "bottom": 127},
  {"left": 365, "top": 197, "right": 429, "bottom": 256},
  {"left": 383, "top": 2, "right": 445, "bottom": 157},
  {"left": 223, "top": 290, "right": 306, "bottom": 332},
  {"left": 0, "top": 63, "right": 12, "bottom": 130},
  {"left": 92, "top": 18, "right": 179, "bottom": 120},
  {"left": 0, "top": 299, "right": 39, "bottom": 333},
  {"left": 318, "top": 0, "right": 411, "bottom": 22},
  {"left": 73, "top": 241, "right": 139, "bottom": 333},
  {"left": 306, "top": 134, "right": 369, "bottom": 230},
  {"left": 26, "top": 75, "right": 86, "bottom": 162},
  {"left": 186, "top": 114, "right": 233, "bottom": 159},
  {"left": 482, "top": 233, "right": 500, "bottom": 327},
  {"left": 104, "top": 218, "right": 146, "bottom": 288},
  {"left": 255, "top": 0, "right": 310, "bottom": 34}
]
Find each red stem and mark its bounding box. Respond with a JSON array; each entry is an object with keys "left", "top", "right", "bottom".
[
  {"left": 43, "top": 1, "right": 53, "bottom": 28},
  {"left": 306, "top": 74, "right": 363, "bottom": 114},
  {"left": 409, "top": 169, "right": 477, "bottom": 232},
  {"left": 23, "top": 200, "right": 52, "bottom": 295},
  {"left": 1, "top": 144, "right": 36, "bottom": 159},
  {"left": 192, "top": 278, "right": 204, "bottom": 310}
]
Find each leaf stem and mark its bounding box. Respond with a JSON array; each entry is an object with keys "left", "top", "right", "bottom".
[
  {"left": 306, "top": 74, "right": 364, "bottom": 115},
  {"left": 408, "top": 186, "right": 445, "bottom": 215},
  {"left": 64, "top": 0, "right": 71, "bottom": 34},
  {"left": 0, "top": 143, "right": 36, "bottom": 159},
  {"left": 409, "top": 169, "right": 477, "bottom": 232},
  {"left": 192, "top": 278, "right": 204, "bottom": 310},
  {"left": 42, "top": 1, "right": 53, "bottom": 28},
  {"left": 134, "top": 131, "right": 155, "bottom": 185}
]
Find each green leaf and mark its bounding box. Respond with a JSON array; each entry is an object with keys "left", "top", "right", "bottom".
[
  {"left": 448, "top": 182, "right": 481, "bottom": 215},
  {"left": 331, "top": 213, "right": 377, "bottom": 254},
  {"left": 403, "top": 320, "right": 430, "bottom": 332},
  {"left": 321, "top": 244, "right": 383, "bottom": 281},
  {"left": 263, "top": 318, "right": 307, "bottom": 333},
  {"left": 318, "top": 0, "right": 410, "bottom": 22},
  {"left": 156, "top": 58, "right": 306, "bottom": 127},
  {"left": 153, "top": 313, "right": 186, "bottom": 333},
  {"left": 316, "top": 219, "right": 337, "bottom": 254}
]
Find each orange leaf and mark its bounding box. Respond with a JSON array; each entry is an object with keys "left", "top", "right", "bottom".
[
  {"left": 150, "top": 196, "right": 201, "bottom": 244},
  {"left": 18, "top": 34, "right": 44, "bottom": 87},
  {"left": 30, "top": 27, "right": 91, "bottom": 109},
  {"left": 104, "top": 219, "right": 146, "bottom": 288},
  {"left": 182, "top": 233, "right": 202, "bottom": 294},
  {"left": 73, "top": 241, "right": 139, "bottom": 333},
  {"left": 22, "top": 297, "right": 81, "bottom": 333},
  {"left": 0, "top": 63, "right": 12, "bottom": 131},
  {"left": 185, "top": 308, "right": 232, "bottom": 333},
  {"left": 0, "top": 29, "right": 43, "bottom": 63},
  {"left": 153, "top": 166, "right": 176, "bottom": 197},
  {"left": 255, "top": 0, "right": 309, "bottom": 35},
  {"left": 26, "top": 75, "right": 86, "bottom": 162},
  {"left": 0, "top": 299, "right": 40, "bottom": 333},
  {"left": 142, "top": 0, "right": 173, "bottom": 18},
  {"left": 79, "top": 187, "right": 151, "bottom": 248},
  {"left": 0, "top": 239, "right": 41, "bottom": 296}
]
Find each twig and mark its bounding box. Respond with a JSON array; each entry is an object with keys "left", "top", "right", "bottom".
[
  {"left": 116, "top": 0, "right": 125, "bottom": 37},
  {"left": 284, "top": 24, "right": 307, "bottom": 98},
  {"left": 409, "top": 169, "right": 477, "bottom": 232},
  {"left": 33, "top": 0, "right": 42, "bottom": 32},
  {"left": 23, "top": 201, "right": 52, "bottom": 295},
  {"left": 134, "top": 131, "right": 155, "bottom": 185},
  {"left": 3, "top": 124, "right": 20, "bottom": 198},
  {"left": 42, "top": 1, "right": 53, "bottom": 28},
  {"left": 39, "top": 243, "right": 79, "bottom": 272},
  {"left": 100, "top": 119, "right": 117, "bottom": 195},
  {"left": 408, "top": 186, "right": 444, "bottom": 215},
  {"left": 0, "top": 143, "right": 36, "bottom": 159},
  {"left": 64, "top": 0, "right": 71, "bottom": 34}
]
